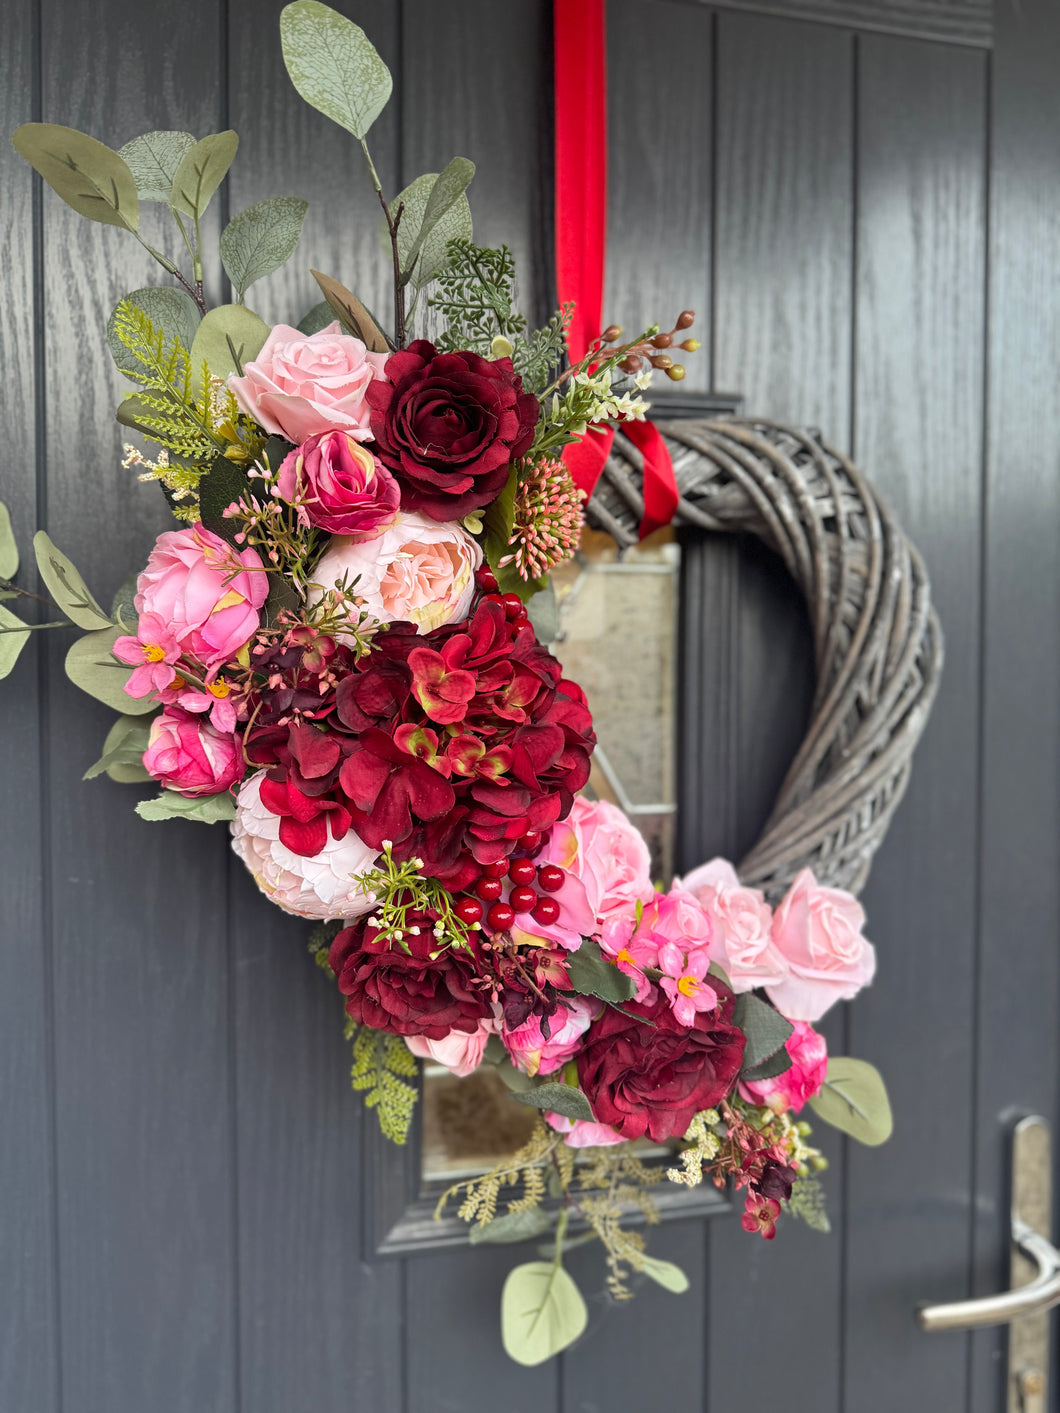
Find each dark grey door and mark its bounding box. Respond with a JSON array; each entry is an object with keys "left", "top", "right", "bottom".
[{"left": 3, "top": 2, "right": 1057, "bottom": 1410}]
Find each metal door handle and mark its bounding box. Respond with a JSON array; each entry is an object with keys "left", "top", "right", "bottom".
[{"left": 917, "top": 1218, "right": 1060, "bottom": 1331}]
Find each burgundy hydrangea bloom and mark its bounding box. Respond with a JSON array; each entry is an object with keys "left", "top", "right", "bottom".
[
  {"left": 366, "top": 340, "right": 539, "bottom": 520},
  {"left": 576, "top": 985, "right": 746, "bottom": 1143},
  {"left": 329, "top": 913, "right": 492, "bottom": 1040}
]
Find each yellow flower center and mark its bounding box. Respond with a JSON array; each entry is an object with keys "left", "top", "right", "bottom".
[
  {"left": 617, "top": 949, "right": 636, "bottom": 966},
  {"left": 678, "top": 976, "right": 702, "bottom": 998},
  {"left": 208, "top": 678, "right": 231, "bottom": 698},
  {"left": 143, "top": 643, "right": 166, "bottom": 663}
]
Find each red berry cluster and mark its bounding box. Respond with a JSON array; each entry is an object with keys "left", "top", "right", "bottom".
[
  {"left": 453, "top": 827, "right": 567, "bottom": 934},
  {"left": 474, "top": 563, "right": 529, "bottom": 630}
]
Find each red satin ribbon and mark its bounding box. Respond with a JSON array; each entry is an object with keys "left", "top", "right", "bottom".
[{"left": 553, "top": 0, "right": 679, "bottom": 539}]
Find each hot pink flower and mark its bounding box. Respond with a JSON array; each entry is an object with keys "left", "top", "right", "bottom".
[
  {"left": 405, "top": 1015, "right": 499, "bottom": 1077},
  {"left": 276, "top": 430, "right": 399, "bottom": 537},
  {"left": 135, "top": 525, "right": 267, "bottom": 670},
  {"left": 229, "top": 321, "right": 388, "bottom": 444},
  {"left": 658, "top": 941, "right": 718, "bottom": 1027},
  {"left": 141, "top": 706, "right": 244, "bottom": 796},
  {"left": 113, "top": 611, "right": 182, "bottom": 698},
  {"left": 606, "top": 887, "right": 716, "bottom": 1003},
  {"left": 766, "top": 869, "right": 876, "bottom": 1021},
  {"left": 741, "top": 1192, "right": 781, "bottom": 1240},
  {"left": 675, "top": 857, "right": 786, "bottom": 993},
  {"left": 502, "top": 995, "right": 600, "bottom": 1077},
  {"left": 739, "top": 1020, "right": 828, "bottom": 1114},
  {"left": 544, "top": 1114, "right": 626, "bottom": 1148}
]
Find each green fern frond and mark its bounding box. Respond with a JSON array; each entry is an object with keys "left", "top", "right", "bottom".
[
  {"left": 785, "top": 1175, "right": 830, "bottom": 1233},
  {"left": 348, "top": 1025, "right": 419, "bottom": 1144}
]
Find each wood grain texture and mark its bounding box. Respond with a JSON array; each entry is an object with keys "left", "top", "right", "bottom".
[
  {"left": 846, "top": 34, "right": 987, "bottom": 1413},
  {"left": 686, "top": 0, "right": 991, "bottom": 48}
]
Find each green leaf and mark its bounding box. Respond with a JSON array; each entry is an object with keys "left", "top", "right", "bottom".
[
  {"left": 740, "top": 1046, "right": 794, "bottom": 1083},
  {"left": 12, "top": 123, "right": 139, "bottom": 230},
  {"left": 118, "top": 130, "right": 196, "bottom": 204},
  {"left": 565, "top": 937, "right": 637, "bottom": 1005},
  {"left": 481, "top": 468, "right": 517, "bottom": 574},
  {"left": 170, "top": 130, "right": 239, "bottom": 220},
  {"left": 734, "top": 993, "right": 794, "bottom": 1073},
  {"left": 525, "top": 579, "right": 558, "bottom": 642},
  {"left": 110, "top": 575, "right": 139, "bottom": 632},
  {"left": 198, "top": 455, "right": 252, "bottom": 544},
  {"left": 388, "top": 171, "right": 473, "bottom": 289},
  {"left": 469, "top": 1207, "right": 554, "bottom": 1246},
  {"left": 220, "top": 196, "right": 309, "bottom": 301},
  {"left": 785, "top": 1174, "right": 831, "bottom": 1233},
  {"left": 189, "top": 303, "right": 270, "bottom": 386},
  {"left": 0, "top": 501, "right": 19, "bottom": 579},
  {"left": 83, "top": 713, "right": 154, "bottom": 783},
  {"left": 107, "top": 286, "right": 200, "bottom": 379},
  {"left": 310, "top": 269, "right": 389, "bottom": 350},
  {"left": 400, "top": 156, "right": 475, "bottom": 279},
  {"left": 501, "top": 1261, "right": 587, "bottom": 1366},
  {"left": 0, "top": 604, "right": 31, "bottom": 679},
  {"left": 296, "top": 300, "right": 336, "bottom": 336},
  {"left": 65, "top": 626, "right": 154, "bottom": 714},
  {"left": 638, "top": 1254, "right": 690, "bottom": 1294},
  {"left": 510, "top": 1083, "right": 595, "bottom": 1123},
  {"left": 808, "top": 1057, "right": 893, "bottom": 1146},
  {"left": 136, "top": 790, "right": 237, "bottom": 823},
  {"left": 33, "top": 531, "right": 111, "bottom": 630},
  {"left": 280, "top": 0, "right": 393, "bottom": 140}
]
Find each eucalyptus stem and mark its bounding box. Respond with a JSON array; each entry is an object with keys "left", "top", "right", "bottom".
[
  {"left": 0, "top": 620, "right": 69, "bottom": 633},
  {"left": 552, "top": 1206, "right": 571, "bottom": 1267},
  {"left": 358, "top": 135, "right": 406, "bottom": 348}
]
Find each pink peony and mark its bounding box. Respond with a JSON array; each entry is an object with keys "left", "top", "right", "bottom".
[
  {"left": 675, "top": 857, "right": 786, "bottom": 993},
  {"left": 765, "top": 869, "right": 876, "bottom": 1021},
  {"left": 229, "top": 321, "right": 388, "bottom": 443},
  {"left": 545, "top": 1114, "right": 626, "bottom": 1148},
  {"left": 502, "top": 996, "right": 600, "bottom": 1077},
  {"left": 277, "top": 430, "right": 399, "bottom": 537},
  {"left": 309, "top": 511, "right": 481, "bottom": 634},
  {"left": 739, "top": 1020, "right": 828, "bottom": 1114},
  {"left": 141, "top": 705, "right": 244, "bottom": 796},
  {"left": 134, "top": 525, "right": 267, "bottom": 670},
  {"left": 230, "top": 771, "right": 379, "bottom": 921},
  {"left": 405, "top": 1015, "right": 499, "bottom": 1077},
  {"left": 605, "top": 886, "right": 715, "bottom": 1004}
]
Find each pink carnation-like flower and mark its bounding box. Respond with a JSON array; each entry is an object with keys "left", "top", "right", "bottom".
[
  {"left": 675, "top": 857, "right": 786, "bottom": 993},
  {"left": 765, "top": 869, "right": 877, "bottom": 1021},
  {"left": 605, "top": 887, "right": 715, "bottom": 1004},
  {"left": 142, "top": 705, "right": 244, "bottom": 797},
  {"left": 134, "top": 525, "right": 267, "bottom": 671},
  {"left": 309, "top": 511, "right": 481, "bottom": 634},
  {"left": 545, "top": 1114, "right": 626, "bottom": 1148},
  {"left": 658, "top": 940, "right": 718, "bottom": 1027},
  {"left": 739, "top": 1020, "right": 828, "bottom": 1114},
  {"left": 113, "top": 610, "right": 183, "bottom": 697},
  {"left": 277, "top": 430, "right": 399, "bottom": 537},
  {"left": 502, "top": 995, "right": 600, "bottom": 1077},
  {"left": 405, "top": 1015, "right": 499, "bottom": 1077},
  {"left": 230, "top": 771, "right": 379, "bottom": 921},
  {"left": 229, "top": 321, "right": 388, "bottom": 444}
]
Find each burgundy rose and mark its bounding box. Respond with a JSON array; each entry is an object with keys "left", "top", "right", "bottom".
[
  {"left": 576, "top": 987, "right": 745, "bottom": 1143},
  {"left": 329, "top": 913, "right": 492, "bottom": 1040},
  {"left": 366, "top": 340, "right": 539, "bottom": 520}
]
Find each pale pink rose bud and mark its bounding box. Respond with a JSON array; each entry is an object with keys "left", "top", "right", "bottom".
[
  {"left": 675, "top": 857, "right": 787, "bottom": 993},
  {"left": 276, "top": 430, "right": 400, "bottom": 537},
  {"left": 739, "top": 1021, "right": 828, "bottom": 1113},
  {"left": 229, "top": 321, "right": 388, "bottom": 444},
  {"left": 308, "top": 511, "right": 481, "bottom": 634},
  {"left": 545, "top": 1114, "right": 626, "bottom": 1148},
  {"left": 765, "top": 869, "right": 877, "bottom": 1021},
  {"left": 134, "top": 525, "right": 267, "bottom": 670},
  {"left": 142, "top": 705, "right": 244, "bottom": 796},
  {"left": 501, "top": 996, "right": 601, "bottom": 1078},
  {"left": 405, "top": 1015, "right": 499, "bottom": 1077}
]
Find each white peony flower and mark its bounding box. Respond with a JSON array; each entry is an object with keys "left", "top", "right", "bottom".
[{"left": 230, "top": 771, "right": 378, "bottom": 921}]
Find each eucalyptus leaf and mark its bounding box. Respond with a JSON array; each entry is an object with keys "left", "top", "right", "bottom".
[
  {"left": 84, "top": 713, "right": 154, "bottom": 783},
  {"left": 189, "top": 303, "right": 270, "bottom": 387},
  {"left": 0, "top": 604, "right": 30, "bottom": 679},
  {"left": 638, "top": 1254, "right": 690, "bottom": 1294},
  {"left": 401, "top": 156, "right": 475, "bottom": 277},
  {"left": 12, "top": 123, "right": 139, "bottom": 229},
  {"left": 220, "top": 196, "right": 308, "bottom": 301},
  {"left": 296, "top": 300, "right": 336, "bottom": 336},
  {"left": 0, "top": 501, "right": 18, "bottom": 579},
  {"left": 510, "top": 1083, "right": 594, "bottom": 1123},
  {"left": 808, "top": 1057, "right": 894, "bottom": 1146},
  {"left": 565, "top": 937, "right": 637, "bottom": 1005},
  {"left": 388, "top": 172, "right": 472, "bottom": 288},
  {"left": 33, "top": 531, "right": 111, "bottom": 630},
  {"left": 501, "top": 1261, "right": 588, "bottom": 1366},
  {"left": 116, "top": 393, "right": 158, "bottom": 438},
  {"left": 65, "top": 626, "right": 154, "bottom": 714},
  {"left": 136, "top": 790, "right": 237, "bottom": 823},
  {"left": 280, "top": 1, "right": 393, "bottom": 140},
  {"left": 106, "top": 286, "right": 200, "bottom": 379},
  {"left": 468, "top": 1207, "right": 554, "bottom": 1246},
  {"left": 310, "top": 270, "right": 389, "bottom": 350},
  {"left": 118, "top": 130, "right": 196, "bottom": 204},
  {"left": 110, "top": 575, "right": 139, "bottom": 632},
  {"left": 734, "top": 992, "right": 794, "bottom": 1073},
  {"left": 170, "top": 130, "right": 239, "bottom": 220}
]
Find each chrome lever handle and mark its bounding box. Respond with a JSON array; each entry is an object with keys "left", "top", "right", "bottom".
[{"left": 917, "top": 1218, "right": 1060, "bottom": 1332}]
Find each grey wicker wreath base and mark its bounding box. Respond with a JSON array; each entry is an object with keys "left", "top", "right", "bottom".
[{"left": 587, "top": 417, "right": 943, "bottom": 901}]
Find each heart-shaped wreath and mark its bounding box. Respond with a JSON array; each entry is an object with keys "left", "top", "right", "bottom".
[{"left": 0, "top": 1, "right": 940, "bottom": 1368}]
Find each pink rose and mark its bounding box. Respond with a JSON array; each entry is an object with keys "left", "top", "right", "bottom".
[
  {"left": 277, "top": 430, "right": 400, "bottom": 537},
  {"left": 607, "top": 887, "right": 715, "bottom": 1003},
  {"left": 229, "top": 321, "right": 388, "bottom": 443},
  {"left": 765, "top": 869, "right": 876, "bottom": 1021},
  {"left": 134, "top": 525, "right": 267, "bottom": 670},
  {"left": 142, "top": 705, "right": 244, "bottom": 796},
  {"left": 309, "top": 512, "right": 481, "bottom": 634},
  {"left": 545, "top": 1114, "right": 626, "bottom": 1148},
  {"left": 675, "top": 857, "right": 786, "bottom": 993},
  {"left": 405, "top": 1015, "right": 499, "bottom": 1078},
  {"left": 739, "top": 1020, "right": 827, "bottom": 1113},
  {"left": 502, "top": 996, "right": 600, "bottom": 1078}
]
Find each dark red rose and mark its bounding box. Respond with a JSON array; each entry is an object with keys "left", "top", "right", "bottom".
[
  {"left": 576, "top": 986, "right": 745, "bottom": 1142},
  {"left": 329, "top": 912, "right": 492, "bottom": 1040},
  {"left": 366, "top": 340, "right": 539, "bottom": 519}
]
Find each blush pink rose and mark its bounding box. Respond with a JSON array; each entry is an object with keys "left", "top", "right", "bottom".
[
  {"left": 765, "top": 869, "right": 876, "bottom": 1021},
  {"left": 229, "top": 321, "right": 388, "bottom": 443},
  {"left": 142, "top": 705, "right": 244, "bottom": 796},
  {"left": 545, "top": 1114, "right": 626, "bottom": 1148},
  {"left": 277, "top": 430, "right": 400, "bottom": 537},
  {"left": 502, "top": 996, "right": 601, "bottom": 1078},
  {"left": 134, "top": 525, "right": 267, "bottom": 670},
  {"left": 405, "top": 1015, "right": 499, "bottom": 1078},
  {"left": 675, "top": 857, "right": 786, "bottom": 993},
  {"left": 739, "top": 1020, "right": 828, "bottom": 1113},
  {"left": 309, "top": 511, "right": 481, "bottom": 634}
]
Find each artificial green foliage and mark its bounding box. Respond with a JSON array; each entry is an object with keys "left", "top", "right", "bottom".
[
  {"left": 189, "top": 304, "right": 270, "bottom": 387},
  {"left": 108, "top": 300, "right": 222, "bottom": 461},
  {"left": 33, "top": 531, "right": 112, "bottom": 631},
  {"left": 107, "top": 287, "right": 201, "bottom": 379},
  {"left": 307, "top": 920, "right": 342, "bottom": 977},
  {"left": 135, "top": 791, "right": 237, "bottom": 823},
  {"left": 468, "top": 1207, "right": 554, "bottom": 1246},
  {"left": 387, "top": 171, "right": 473, "bottom": 290},
  {"left": 501, "top": 1258, "right": 587, "bottom": 1366},
  {"left": 566, "top": 937, "right": 637, "bottom": 1005},
  {"left": 280, "top": 1, "right": 392, "bottom": 140},
  {"left": 12, "top": 123, "right": 140, "bottom": 230},
  {"left": 65, "top": 626, "right": 153, "bottom": 714},
  {"left": 348, "top": 1023, "right": 419, "bottom": 1144},
  {"left": 310, "top": 270, "right": 389, "bottom": 350},
  {"left": 638, "top": 1254, "right": 691, "bottom": 1294},
  {"left": 734, "top": 992, "right": 794, "bottom": 1074},
  {"left": 220, "top": 197, "right": 309, "bottom": 302},
  {"left": 0, "top": 501, "right": 20, "bottom": 579},
  {"left": 83, "top": 714, "right": 153, "bottom": 784},
  {"left": 510, "top": 1083, "right": 595, "bottom": 1123},
  {"left": 808, "top": 1057, "right": 894, "bottom": 1146},
  {"left": 0, "top": 604, "right": 31, "bottom": 679},
  {"left": 118, "top": 130, "right": 197, "bottom": 204},
  {"left": 786, "top": 1175, "right": 831, "bottom": 1233},
  {"left": 170, "top": 131, "right": 239, "bottom": 220}
]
